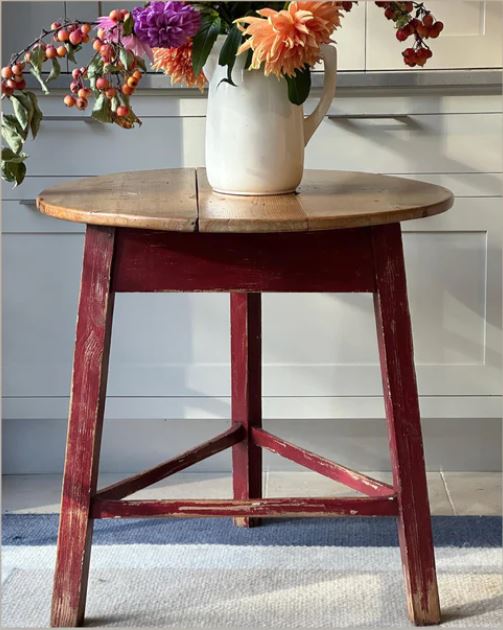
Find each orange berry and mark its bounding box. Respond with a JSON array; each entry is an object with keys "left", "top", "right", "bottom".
[
  {"left": 121, "top": 83, "right": 134, "bottom": 96},
  {"left": 24, "top": 51, "right": 32, "bottom": 62},
  {"left": 92, "top": 38, "right": 102, "bottom": 51},
  {"left": 81, "top": 23, "right": 92, "bottom": 35},
  {"left": 97, "top": 27, "right": 106, "bottom": 40},
  {"left": 64, "top": 95, "right": 76, "bottom": 107},
  {"left": 12, "top": 63, "right": 24, "bottom": 75},
  {"left": 57, "top": 45, "right": 67, "bottom": 57},
  {"left": 57, "top": 29, "right": 69, "bottom": 42},
  {"left": 1, "top": 66, "right": 13, "bottom": 79},
  {"left": 132, "top": 70, "right": 142, "bottom": 81},
  {"left": 76, "top": 97, "right": 88, "bottom": 110},
  {"left": 116, "top": 105, "right": 129, "bottom": 117},
  {"left": 109, "top": 9, "right": 121, "bottom": 21},
  {"left": 46, "top": 46, "right": 58, "bottom": 59},
  {"left": 78, "top": 87, "right": 91, "bottom": 98},
  {"left": 82, "top": 33, "right": 90, "bottom": 44},
  {"left": 100, "top": 44, "right": 113, "bottom": 61},
  {"left": 105, "top": 87, "right": 117, "bottom": 99},
  {"left": 50, "top": 21, "right": 62, "bottom": 30},
  {"left": 127, "top": 76, "right": 138, "bottom": 88}
]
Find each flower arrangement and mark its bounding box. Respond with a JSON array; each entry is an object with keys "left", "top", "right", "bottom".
[{"left": 1, "top": 1, "right": 443, "bottom": 186}]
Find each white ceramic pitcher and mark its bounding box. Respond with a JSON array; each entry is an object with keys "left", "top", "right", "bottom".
[{"left": 204, "top": 36, "right": 337, "bottom": 195}]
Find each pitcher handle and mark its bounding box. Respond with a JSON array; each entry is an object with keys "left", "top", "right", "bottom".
[{"left": 303, "top": 44, "right": 337, "bottom": 146}]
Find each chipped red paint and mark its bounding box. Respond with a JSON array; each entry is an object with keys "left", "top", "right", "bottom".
[
  {"left": 231, "top": 293, "right": 263, "bottom": 527},
  {"left": 372, "top": 223, "right": 441, "bottom": 625},
  {"left": 252, "top": 428, "right": 394, "bottom": 497},
  {"left": 112, "top": 228, "right": 376, "bottom": 293},
  {"left": 91, "top": 495, "right": 398, "bottom": 519},
  {"left": 52, "top": 221, "right": 440, "bottom": 627},
  {"left": 51, "top": 226, "right": 115, "bottom": 628},
  {"left": 95, "top": 425, "right": 245, "bottom": 502}
]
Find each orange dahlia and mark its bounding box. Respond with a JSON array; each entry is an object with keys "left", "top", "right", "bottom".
[
  {"left": 236, "top": 1, "right": 342, "bottom": 78},
  {"left": 152, "top": 42, "right": 206, "bottom": 91}
]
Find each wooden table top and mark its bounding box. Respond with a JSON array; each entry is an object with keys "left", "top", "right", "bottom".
[{"left": 37, "top": 168, "right": 453, "bottom": 233}]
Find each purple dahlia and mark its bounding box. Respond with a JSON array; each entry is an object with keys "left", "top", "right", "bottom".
[{"left": 132, "top": 1, "right": 201, "bottom": 49}]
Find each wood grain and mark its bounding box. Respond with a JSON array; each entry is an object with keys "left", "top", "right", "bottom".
[
  {"left": 197, "top": 168, "right": 453, "bottom": 233},
  {"left": 91, "top": 496, "right": 398, "bottom": 519},
  {"left": 37, "top": 169, "right": 198, "bottom": 232},
  {"left": 51, "top": 226, "right": 115, "bottom": 628},
  {"left": 372, "top": 223, "right": 441, "bottom": 626},
  {"left": 37, "top": 168, "right": 452, "bottom": 234},
  {"left": 231, "top": 293, "right": 262, "bottom": 527}
]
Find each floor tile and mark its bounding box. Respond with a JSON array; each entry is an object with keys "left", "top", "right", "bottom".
[{"left": 442, "top": 472, "right": 502, "bottom": 515}]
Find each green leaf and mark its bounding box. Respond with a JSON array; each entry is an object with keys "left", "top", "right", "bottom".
[
  {"left": 29, "top": 46, "right": 45, "bottom": 73},
  {"left": 119, "top": 48, "right": 134, "bottom": 70},
  {"left": 1, "top": 156, "right": 26, "bottom": 186},
  {"left": 25, "top": 91, "right": 43, "bottom": 138},
  {"left": 1, "top": 147, "right": 28, "bottom": 163},
  {"left": 91, "top": 93, "right": 113, "bottom": 123},
  {"left": 136, "top": 56, "right": 147, "bottom": 72},
  {"left": 65, "top": 43, "right": 78, "bottom": 63},
  {"left": 123, "top": 13, "right": 134, "bottom": 36},
  {"left": 1, "top": 114, "right": 25, "bottom": 153},
  {"left": 218, "top": 24, "right": 242, "bottom": 87},
  {"left": 192, "top": 14, "right": 222, "bottom": 76},
  {"left": 285, "top": 66, "right": 311, "bottom": 106},
  {"left": 29, "top": 65, "right": 49, "bottom": 94},
  {"left": 87, "top": 56, "right": 103, "bottom": 78},
  {"left": 47, "top": 58, "right": 61, "bottom": 83},
  {"left": 11, "top": 93, "right": 33, "bottom": 131}
]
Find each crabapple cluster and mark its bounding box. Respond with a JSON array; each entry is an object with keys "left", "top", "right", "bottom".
[
  {"left": 1, "top": 62, "right": 26, "bottom": 96},
  {"left": 375, "top": 1, "right": 443, "bottom": 66}
]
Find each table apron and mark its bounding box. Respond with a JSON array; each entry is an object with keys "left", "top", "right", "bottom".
[{"left": 111, "top": 227, "right": 377, "bottom": 293}]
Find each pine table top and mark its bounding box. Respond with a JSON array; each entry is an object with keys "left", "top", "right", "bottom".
[{"left": 37, "top": 168, "right": 453, "bottom": 233}]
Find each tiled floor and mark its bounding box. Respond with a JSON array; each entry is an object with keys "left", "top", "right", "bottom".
[{"left": 2, "top": 471, "right": 501, "bottom": 515}]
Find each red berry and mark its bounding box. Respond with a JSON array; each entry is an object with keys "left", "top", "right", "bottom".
[
  {"left": 105, "top": 87, "right": 117, "bottom": 99},
  {"left": 81, "top": 23, "right": 92, "bottom": 35},
  {"left": 51, "top": 21, "right": 62, "bottom": 30},
  {"left": 72, "top": 68, "right": 82, "bottom": 80},
  {"left": 109, "top": 9, "right": 121, "bottom": 22},
  {"left": 341, "top": 2, "right": 352, "bottom": 11},
  {"left": 76, "top": 97, "right": 88, "bottom": 110},
  {"left": 46, "top": 46, "right": 58, "bottom": 59},
  {"left": 384, "top": 6, "right": 395, "bottom": 20},
  {"left": 15, "top": 79, "right": 26, "bottom": 90},
  {"left": 116, "top": 105, "right": 129, "bottom": 117},
  {"left": 1, "top": 66, "right": 13, "bottom": 79},
  {"left": 69, "top": 29, "right": 83, "bottom": 46},
  {"left": 423, "top": 13, "right": 434, "bottom": 28},
  {"left": 96, "top": 77, "right": 110, "bottom": 90},
  {"left": 2, "top": 81, "right": 14, "bottom": 96},
  {"left": 12, "top": 63, "right": 24, "bottom": 75},
  {"left": 396, "top": 28, "right": 409, "bottom": 42},
  {"left": 100, "top": 44, "right": 113, "bottom": 62},
  {"left": 70, "top": 81, "right": 80, "bottom": 93},
  {"left": 57, "top": 29, "right": 69, "bottom": 42}
]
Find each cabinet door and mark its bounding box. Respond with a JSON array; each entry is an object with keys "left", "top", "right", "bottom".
[
  {"left": 331, "top": 1, "right": 366, "bottom": 71},
  {"left": 1, "top": 1, "right": 65, "bottom": 66},
  {"left": 366, "top": 0, "right": 503, "bottom": 70}
]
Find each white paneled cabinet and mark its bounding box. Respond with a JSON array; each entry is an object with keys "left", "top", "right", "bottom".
[{"left": 366, "top": 0, "right": 503, "bottom": 70}]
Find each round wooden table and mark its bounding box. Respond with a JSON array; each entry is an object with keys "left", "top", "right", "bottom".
[{"left": 38, "top": 169, "right": 453, "bottom": 628}]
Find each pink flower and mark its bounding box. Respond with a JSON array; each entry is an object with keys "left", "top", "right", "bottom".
[{"left": 96, "top": 16, "right": 153, "bottom": 61}]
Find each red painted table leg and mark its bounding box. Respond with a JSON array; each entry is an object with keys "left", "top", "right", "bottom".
[
  {"left": 372, "top": 224, "right": 441, "bottom": 626},
  {"left": 230, "top": 292, "right": 262, "bottom": 527},
  {"left": 51, "top": 226, "right": 115, "bottom": 627}
]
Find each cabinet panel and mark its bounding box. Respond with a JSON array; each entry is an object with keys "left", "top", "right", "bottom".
[
  {"left": 306, "top": 113, "right": 502, "bottom": 173},
  {"left": 366, "top": 1, "right": 503, "bottom": 70}
]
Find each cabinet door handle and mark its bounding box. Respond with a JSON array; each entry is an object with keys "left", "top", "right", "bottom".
[
  {"left": 327, "top": 114, "right": 410, "bottom": 121},
  {"left": 18, "top": 199, "right": 37, "bottom": 206},
  {"left": 43, "top": 116, "right": 98, "bottom": 123}
]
